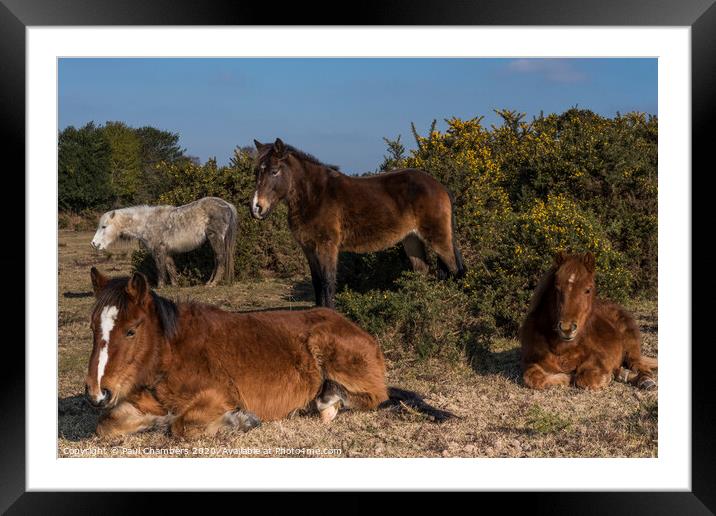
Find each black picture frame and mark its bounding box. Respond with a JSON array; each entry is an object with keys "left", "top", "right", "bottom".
[{"left": 3, "top": 0, "right": 711, "bottom": 512}]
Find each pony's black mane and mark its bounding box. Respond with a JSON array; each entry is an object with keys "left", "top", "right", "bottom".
[
  {"left": 91, "top": 277, "right": 179, "bottom": 341},
  {"left": 263, "top": 143, "right": 340, "bottom": 171}
]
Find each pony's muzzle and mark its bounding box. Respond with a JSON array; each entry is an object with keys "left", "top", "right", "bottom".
[
  {"left": 251, "top": 192, "right": 271, "bottom": 219},
  {"left": 85, "top": 384, "right": 112, "bottom": 408},
  {"left": 557, "top": 321, "right": 578, "bottom": 340}
]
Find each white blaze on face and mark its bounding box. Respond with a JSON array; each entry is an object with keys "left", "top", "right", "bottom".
[
  {"left": 251, "top": 191, "right": 261, "bottom": 217},
  {"left": 96, "top": 305, "right": 118, "bottom": 400},
  {"left": 568, "top": 273, "right": 576, "bottom": 284}
]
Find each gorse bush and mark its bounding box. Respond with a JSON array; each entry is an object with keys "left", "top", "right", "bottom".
[
  {"left": 341, "top": 109, "right": 656, "bottom": 349},
  {"left": 336, "top": 273, "right": 479, "bottom": 361}
]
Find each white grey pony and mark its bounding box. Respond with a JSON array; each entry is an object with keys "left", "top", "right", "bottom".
[{"left": 91, "top": 197, "right": 238, "bottom": 287}]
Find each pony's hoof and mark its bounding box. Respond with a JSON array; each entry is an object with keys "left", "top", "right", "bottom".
[
  {"left": 615, "top": 367, "right": 634, "bottom": 383},
  {"left": 226, "top": 409, "right": 261, "bottom": 431},
  {"left": 319, "top": 404, "right": 339, "bottom": 424},
  {"left": 638, "top": 378, "right": 657, "bottom": 391}
]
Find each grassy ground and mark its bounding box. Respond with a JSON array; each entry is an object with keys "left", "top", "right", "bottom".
[{"left": 58, "top": 230, "right": 658, "bottom": 458}]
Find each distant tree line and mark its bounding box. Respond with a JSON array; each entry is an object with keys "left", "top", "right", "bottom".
[{"left": 58, "top": 121, "right": 189, "bottom": 211}]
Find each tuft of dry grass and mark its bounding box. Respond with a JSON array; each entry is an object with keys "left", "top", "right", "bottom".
[{"left": 57, "top": 230, "right": 658, "bottom": 458}]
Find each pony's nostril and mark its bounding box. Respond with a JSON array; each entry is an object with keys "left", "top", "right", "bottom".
[{"left": 571, "top": 323, "right": 577, "bottom": 331}]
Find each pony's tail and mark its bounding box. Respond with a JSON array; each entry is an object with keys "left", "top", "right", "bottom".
[
  {"left": 379, "top": 387, "right": 456, "bottom": 423},
  {"left": 447, "top": 190, "right": 466, "bottom": 278},
  {"left": 224, "top": 202, "right": 238, "bottom": 284}
]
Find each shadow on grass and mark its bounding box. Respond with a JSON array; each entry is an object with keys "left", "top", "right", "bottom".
[
  {"left": 639, "top": 312, "right": 658, "bottom": 334},
  {"left": 237, "top": 305, "right": 313, "bottom": 314},
  {"left": 62, "top": 291, "right": 93, "bottom": 299},
  {"left": 133, "top": 241, "right": 217, "bottom": 287},
  {"left": 283, "top": 277, "right": 315, "bottom": 304},
  {"left": 466, "top": 343, "right": 522, "bottom": 380},
  {"left": 58, "top": 395, "right": 100, "bottom": 441}
]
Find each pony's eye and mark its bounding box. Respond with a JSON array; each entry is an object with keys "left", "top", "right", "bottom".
[
  {"left": 101, "top": 225, "right": 107, "bottom": 229},
  {"left": 126, "top": 329, "right": 136, "bottom": 337},
  {"left": 585, "top": 288, "right": 591, "bottom": 294},
  {"left": 271, "top": 168, "right": 280, "bottom": 176}
]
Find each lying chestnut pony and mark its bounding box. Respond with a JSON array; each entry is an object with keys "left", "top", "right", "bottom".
[
  {"left": 519, "top": 252, "right": 657, "bottom": 391},
  {"left": 84, "top": 268, "right": 453, "bottom": 438}
]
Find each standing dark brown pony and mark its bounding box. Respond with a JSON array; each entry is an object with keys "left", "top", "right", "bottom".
[
  {"left": 84, "top": 268, "right": 453, "bottom": 438},
  {"left": 250, "top": 138, "right": 466, "bottom": 308},
  {"left": 519, "top": 252, "right": 657, "bottom": 391}
]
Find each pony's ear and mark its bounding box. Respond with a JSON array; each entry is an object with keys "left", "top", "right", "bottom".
[
  {"left": 273, "top": 138, "right": 286, "bottom": 157},
  {"left": 582, "top": 252, "right": 596, "bottom": 273},
  {"left": 109, "top": 211, "right": 116, "bottom": 219},
  {"left": 126, "top": 272, "right": 150, "bottom": 307},
  {"left": 253, "top": 139, "right": 264, "bottom": 150},
  {"left": 554, "top": 250, "right": 569, "bottom": 266},
  {"left": 90, "top": 267, "right": 109, "bottom": 298}
]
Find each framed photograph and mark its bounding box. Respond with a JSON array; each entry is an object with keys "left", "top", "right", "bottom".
[{"left": 4, "top": 0, "right": 712, "bottom": 511}]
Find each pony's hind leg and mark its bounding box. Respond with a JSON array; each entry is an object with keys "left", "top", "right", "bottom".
[
  {"left": 316, "top": 380, "right": 347, "bottom": 424},
  {"left": 420, "top": 226, "right": 460, "bottom": 280},
  {"left": 206, "top": 231, "right": 226, "bottom": 286},
  {"left": 165, "top": 255, "right": 180, "bottom": 286},
  {"left": 620, "top": 321, "right": 657, "bottom": 390},
  {"left": 315, "top": 378, "right": 384, "bottom": 423},
  {"left": 402, "top": 234, "right": 429, "bottom": 274},
  {"left": 617, "top": 361, "right": 657, "bottom": 390}
]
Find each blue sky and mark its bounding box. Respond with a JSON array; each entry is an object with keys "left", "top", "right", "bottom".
[{"left": 59, "top": 58, "right": 657, "bottom": 173}]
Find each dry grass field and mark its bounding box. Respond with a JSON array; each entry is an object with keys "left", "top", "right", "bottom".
[{"left": 58, "top": 229, "right": 658, "bottom": 458}]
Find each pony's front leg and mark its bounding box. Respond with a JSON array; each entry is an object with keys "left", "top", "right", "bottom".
[
  {"left": 171, "top": 389, "right": 260, "bottom": 439},
  {"left": 574, "top": 359, "right": 612, "bottom": 390},
  {"left": 304, "top": 242, "right": 338, "bottom": 308},
  {"left": 522, "top": 363, "right": 571, "bottom": 390},
  {"left": 315, "top": 244, "right": 338, "bottom": 309},
  {"left": 305, "top": 251, "right": 324, "bottom": 307},
  {"left": 96, "top": 392, "right": 170, "bottom": 438}
]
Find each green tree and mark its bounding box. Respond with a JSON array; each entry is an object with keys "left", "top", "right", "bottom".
[
  {"left": 135, "top": 126, "right": 186, "bottom": 202},
  {"left": 101, "top": 121, "right": 143, "bottom": 205},
  {"left": 58, "top": 122, "right": 113, "bottom": 211}
]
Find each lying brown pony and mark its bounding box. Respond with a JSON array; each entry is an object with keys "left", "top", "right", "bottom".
[
  {"left": 519, "top": 252, "right": 657, "bottom": 391},
  {"left": 84, "top": 268, "right": 453, "bottom": 438}
]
